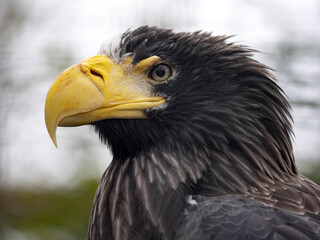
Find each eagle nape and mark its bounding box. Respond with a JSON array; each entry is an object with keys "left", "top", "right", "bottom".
[{"left": 45, "top": 26, "right": 320, "bottom": 240}]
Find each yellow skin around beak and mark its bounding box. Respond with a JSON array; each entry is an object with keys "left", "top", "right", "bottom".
[{"left": 45, "top": 55, "right": 165, "bottom": 147}]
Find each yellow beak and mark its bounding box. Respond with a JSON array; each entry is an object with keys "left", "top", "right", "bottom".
[{"left": 45, "top": 55, "right": 165, "bottom": 147}]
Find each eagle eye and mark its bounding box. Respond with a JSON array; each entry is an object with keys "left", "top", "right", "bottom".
[{"left": 149, "top": 64, "right": 172, "bottom": 81}]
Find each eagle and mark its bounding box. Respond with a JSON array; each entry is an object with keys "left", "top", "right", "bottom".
[{"left": 45, "top": 26, "right": 320, "bottom": 239}]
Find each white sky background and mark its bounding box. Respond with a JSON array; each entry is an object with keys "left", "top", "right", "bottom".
[{"left": 1, "top": 0, "right": 319, "bottom": 188}]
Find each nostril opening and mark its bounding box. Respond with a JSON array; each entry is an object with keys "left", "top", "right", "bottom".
[{"left": 90, "top": 69, "right": 103, "bottom": 78}]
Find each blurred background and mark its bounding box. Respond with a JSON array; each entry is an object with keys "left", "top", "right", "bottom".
[{"left": 0, "top": 0, "right": 319, "bottom": 239}]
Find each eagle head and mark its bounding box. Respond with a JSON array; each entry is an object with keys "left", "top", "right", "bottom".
[{"left": 45, "top": 26, "right": 295, "bottom": 176}]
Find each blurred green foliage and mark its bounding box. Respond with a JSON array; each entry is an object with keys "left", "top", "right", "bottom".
[
  {"left": 1, "top": 180, "right": 98, "bottom": 240},
  {"left": 303, "top": 164, "right": 320, "bottom": 186}
]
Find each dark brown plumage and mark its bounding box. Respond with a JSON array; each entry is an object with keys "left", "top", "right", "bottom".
[
  {"left": 89, "top": 27, "right": 320, "bottom": 240},
  {"left": 46, "top": 26, "right": 320, "bottom": 240}
]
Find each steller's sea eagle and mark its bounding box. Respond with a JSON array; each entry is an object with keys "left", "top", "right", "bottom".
[{"left": 45, "top": 26, "right": 320, "bottom": 239}]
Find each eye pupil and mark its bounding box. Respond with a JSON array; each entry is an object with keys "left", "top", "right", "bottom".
[{"left": 156, "top": 68, "right": 166, "bottom": 77}]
